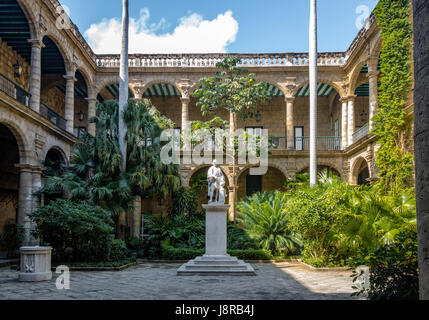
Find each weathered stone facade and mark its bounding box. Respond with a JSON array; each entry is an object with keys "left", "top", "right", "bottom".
[{"left": 0, "top": 1, "right": 415, "bottom": 238}]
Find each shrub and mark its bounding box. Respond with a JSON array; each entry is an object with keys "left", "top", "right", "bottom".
[
  {"left": 29, "top": 199, "right": 115, "bottom": 262},
  {"left": 350, "top": 231, "right": 419, "bottom": 300},
  {"left": 107, "top": 238, "right": 128, "bottom": 262},
  {"left": 170, "top": 187, "right": 199, "bottom": 217},
  {"left": 228, "top": 249, "right": 273, "bottom": 260},
  {"left": 237, "top": 191, "right": 302, "bottom": 255},
  {"left": 0, "top": 223, "right": 25, "bottom": 258},
  {"left": 227, "top": 223, "right": 258, "bottom": 250},
  {"left": 285, "top": 173, "right": 349, "bottom": 262}
]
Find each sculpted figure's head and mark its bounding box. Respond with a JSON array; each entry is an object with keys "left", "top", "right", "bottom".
[{"left": 212, "top": 159, "right": 218, "bottom": 167}]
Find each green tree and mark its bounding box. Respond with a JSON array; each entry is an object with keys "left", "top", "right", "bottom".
[{"left": 192, "top": 57, "right": 272, "bottom": 218}]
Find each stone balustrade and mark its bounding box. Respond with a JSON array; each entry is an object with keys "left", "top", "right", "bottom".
[{"left": 95, "top": 52, "right": 346, "bottom": 69}]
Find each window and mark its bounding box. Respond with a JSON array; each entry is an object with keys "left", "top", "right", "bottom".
[
  {"left": 246, "top": 126, "right": 264, "bottom": 149},
  {"left": 294, "top": 126, "right": 304, "bottom": 150}
]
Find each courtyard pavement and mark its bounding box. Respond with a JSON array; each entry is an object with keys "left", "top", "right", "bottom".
[{"left": 0, "top": 262, "right": 362, "bottom": 300}]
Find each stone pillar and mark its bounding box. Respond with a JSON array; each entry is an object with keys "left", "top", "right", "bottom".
[
  {"left": 31, "top": 168, "right": 42, "bottom": 245},
  {"left": 227, "top": 186, "right": 237, "bottom": 222},
  {"left": 131, "top": 196, "right": 142, "bottom": 239},
  {"left": 64, "top": 74, "right": 76, "bottom": 134},
  {"left": 181, "top": 97, "right": 190, "bottom": 151},
  {"left": 86, "top": 96, "right": 97, "bottom": 136},
  {"left": 28, "top": 39, "right": 45, "bottom": 112},
  {"left": 340, "top": 97, "right": 348, "bottom": 149},
  {"left": 413, "top": 0, "right": 429, "bottom": 300},
  {"left": 368, "top": 57, "right": 380, "bottom": 131},
  {"left": 16, "top": 165, "right": 34, "bottom": 246},
  {"left": 285, "top": 97, "right": 295, "bottom": 149},
  {"left": 347, "top": 95, "right": 356, "bottom": 147}
]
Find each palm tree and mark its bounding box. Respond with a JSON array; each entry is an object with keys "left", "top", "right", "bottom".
[{"left": 118, "top": 0, "right": 129, "bottom": 172}]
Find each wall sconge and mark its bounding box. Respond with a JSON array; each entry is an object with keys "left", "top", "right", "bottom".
[
  {"left": 77, "top": 110, "right": 84, "bottom": 122},
  {"left": 255, "top": 111, "right": 262, "bottom": 123},
  {"left": 13, "top": 60, "right": 22, "bottom": 78},
  {"left": 360, "top": 109, "right": 368, "bottom": 123}
]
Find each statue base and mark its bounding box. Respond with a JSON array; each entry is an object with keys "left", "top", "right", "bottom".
[{"left": 177, "top": 204, "right": 255, "bottom": 276}]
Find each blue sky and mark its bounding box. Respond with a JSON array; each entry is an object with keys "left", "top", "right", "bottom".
[{"left": 60, "top": 0, "right": 379, "bottom": 54}]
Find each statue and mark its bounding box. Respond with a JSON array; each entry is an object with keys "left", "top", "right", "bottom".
[{"left": 207, "top": 160, "right": 227, "bottom": 204}]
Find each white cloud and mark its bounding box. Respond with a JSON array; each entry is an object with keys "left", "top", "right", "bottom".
[{"left": 84, "top": 8, "right": 239, "bottom": 54}]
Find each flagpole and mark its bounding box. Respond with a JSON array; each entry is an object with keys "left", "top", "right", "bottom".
[
  {"left": 119, "top": 0, "right": 129, "bottom": 172},
  {"left": 309, "top": 0, "right": 318, "bottom": 187}
]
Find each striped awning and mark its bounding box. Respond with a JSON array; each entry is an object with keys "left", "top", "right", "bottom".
[
  {"left": 354, "top": 82, "right": 381, "bottom": 96},
  {"left": 143, "top": 83, "right": 181, "bottom": 97},
  {"left": 295, "top": 83, "right": 334, "bottom": 97},
  {"left": 265, "top": 83, "right": 284, "bottom": 97}
]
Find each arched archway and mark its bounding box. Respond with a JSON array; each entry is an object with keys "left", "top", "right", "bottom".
[
  {"left": 96, "top": 83, "right": 135, "bottom": 103},
  {"left": 236, "top": 166, "right": 287, "bottom": 202},
  {"left": 351, "top": 157, "right": 371, "bottom": 186},
  {"left": 0, "top": 123, "right": 20, "bottom": 234}
]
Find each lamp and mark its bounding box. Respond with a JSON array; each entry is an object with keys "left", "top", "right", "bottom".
[
  {"left": 13, "top": 60, "right": 22, "bottom": 78},
  {"left": 360, "top": 109, "right": 368, "bottom": 123},
  {"left": 255, "top": 110, "right": 262, "bottom": 123},
  {"left": 77, "top": 110, "right": 84, "bottom": 122}
]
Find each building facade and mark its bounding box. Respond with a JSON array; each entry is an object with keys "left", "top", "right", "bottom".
[{"left": 0, "top": 0, "right": 414, "bottom": 238}]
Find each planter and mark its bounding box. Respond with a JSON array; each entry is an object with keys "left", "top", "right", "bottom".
[{"left": 18, "top": 246, "right": 52, "bottom": 282}]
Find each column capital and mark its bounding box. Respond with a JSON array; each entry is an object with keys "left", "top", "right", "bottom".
[
  {"left": 346, "top": 95, "right": 357, "bottom": 102},
  {"left": 85, "top": 96, "right": 97, "bottom": 103},
  {"left": 367, "top": 70, "right": 380, "bottom": 79},
  {"left": 15, "top": 164, "right": 44, "bottom": 173},
  {"left": 63, "top": 74, "right": 76, "bottom": 82},
  {"left": 181, "top": 97, "right": 190, "bottom": 104},
  {"left": 284, "top": 96, "right": 295, "bottom": 103},
  {"left": 339, "top": 96, "right": 349, "bottom": 103},
  {"left": 27, "top": 39, "right": 45, "bottom": 49}
]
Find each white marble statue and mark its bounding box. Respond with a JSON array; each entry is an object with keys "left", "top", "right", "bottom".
[{"left": 207, "top": 160, "right": 226, "bottom": 204}]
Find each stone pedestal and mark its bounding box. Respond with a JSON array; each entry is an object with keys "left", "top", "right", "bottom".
[
  {"left": 18, "top": 246, "right": 52, "bottom": 282},
  {"left": 177, "top": 204, "right": 255, "bottom": 276}
]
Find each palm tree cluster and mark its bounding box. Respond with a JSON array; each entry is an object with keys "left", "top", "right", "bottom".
[{"left": 38, "top": 99, "right": 181, "bottom": 232}]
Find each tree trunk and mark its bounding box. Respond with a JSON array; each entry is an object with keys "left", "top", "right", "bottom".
[
  {"left": 309, "top": 0, "right": 318, "bottom": 187},
  {"left": 118, "top": 0, "right": 129, "bottom": 172},
  {"left": 413, "top": 0, "right": 429, "bottom": 300}
]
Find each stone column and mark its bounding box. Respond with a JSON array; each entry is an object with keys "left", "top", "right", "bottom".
[
  {"left": 16, "top": 165, "right": 34, "bottom": 246},
  {"left": 285, "top": 97, "right": 295, "bottom": 149},
  {"left": 181, "top": 97, "right": 190, "bottom": 152},
  {"left": 368, "top": 57, "right": 380, "bottom": 131},
  {"left": 28, "top": 39, "right": 45, "bottom": 113},
  {"left": 30, "top": 168, "right": 42, "bottom": 246},
  {"left": 64, "top": 74, "right": 76, "bottom": 134},
  {"left": 413, "top": 0, "right": 429, "bottom": 300},
  {"left": 131, "top": 196, "right": 142, "bottom": 239},
  {"left": 340, "top": 97, "right": 348, "bottom": 149},
  {"left": 227, "top": 186, "right": 237, "bottom": 222},
  {"left": 347, "top": 95, "right": 356, "bottom": 147},
  {"left": 86, "top": 96, "right": 97, "bottom": 136}
]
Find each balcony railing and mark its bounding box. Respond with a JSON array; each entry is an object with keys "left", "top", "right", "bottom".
[
  {"left": 353, "top": 123, "right": 369, "bottom": 143},
  {"left": 39, "top": 102, "right": 67, "bottom": 131},
  {"left": 270, "top": 136, "right": 342, "bottom": 151},
  {"left": 96, "top": 52, "right": 346, "bottom": 69},
  {"left": 0, "top": 72, "right": 68, "bottom": 132},
  {"left": 0, "top": 73, "right": 30, "bottom": 107}
]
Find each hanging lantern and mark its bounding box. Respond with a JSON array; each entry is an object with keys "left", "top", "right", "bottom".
[{"left": 13, "top": 60, "right": 22, "bottom": 78}]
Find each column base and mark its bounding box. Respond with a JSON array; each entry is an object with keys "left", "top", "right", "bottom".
[{"left": 177, "top": 254, "right": 256, "bottom": 276}]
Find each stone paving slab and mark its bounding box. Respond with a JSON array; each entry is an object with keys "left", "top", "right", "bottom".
[{"left": 0, "top": 262, "right": 362, "bottom": 300}]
